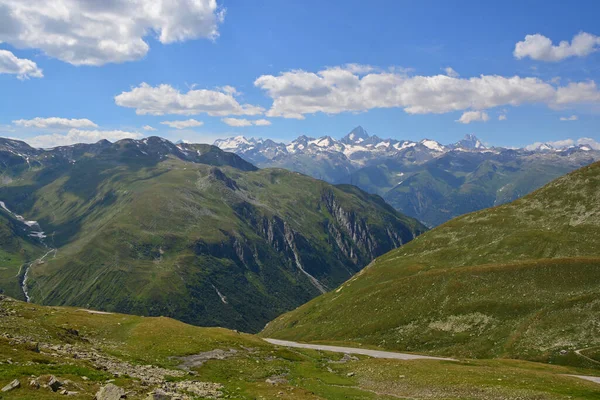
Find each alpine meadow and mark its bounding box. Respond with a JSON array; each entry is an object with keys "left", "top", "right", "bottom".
[{"left": 1, "top": 1, "right": 600, "bottom": 399}]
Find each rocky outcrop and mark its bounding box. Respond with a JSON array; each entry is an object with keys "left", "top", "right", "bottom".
[
  {"left": 208, "top": 168, "right": 239, "bottom": 190},
  {"left": 321, "top": 189, "right": 408, "bottom": 261}
]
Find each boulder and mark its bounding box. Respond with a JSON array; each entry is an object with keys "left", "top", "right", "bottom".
[
  {"left": 95, "top": 383, "right": 126, "bottom": 400},
  {"left": 48, "top": 375, "right": 62, "bottom": 391}
]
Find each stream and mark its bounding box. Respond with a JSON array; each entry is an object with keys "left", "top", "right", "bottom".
[{"left": 0, "top": 201, "right": 55, "bottom": 302}]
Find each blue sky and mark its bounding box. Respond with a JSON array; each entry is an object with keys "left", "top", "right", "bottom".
[{"left": 0, "top": 0, "right": 599, "bottom": 148}]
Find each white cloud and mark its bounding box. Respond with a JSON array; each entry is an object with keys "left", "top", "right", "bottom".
[
  {"left": 115, "top": 83, "right": 264, "bottom": 116},
  {"left": 142, "top": 125, "right": 157, "bottom": 131},
  {"left": 0, "top": 0, "right": 224, "bottom": 66},
  {"left": 25, "top": 129, "right": 142, "bottom": 148},
  {"left": 555, "top": 81, "right": 600, "bottom": 105},
  {"left": 222, "top": 118, "right": 271, "bottom": 127},
  {"left": 0, "top": 49, "right": 43, "bottom": 79},
  {"left": 222, "top": 118, "right": 252, "bottom": 127},
  {"left": 559, "top": 115, "right": 578, "bottom": 121},
  {"left": 444, "top": 67, "right": 459, "bottom": 78},
  {"left": 498, "top": 114, "right": 507, "bottom": 121},
  {"left": 456, "top": 110, "right": 489, "bottom": 124},
  {"left": 254, "top": 65, "right": 600, "bottom": 119},
  {"left": 254, "top": 119, "right": 272, "bottom": 126},
  {"left": 13, "top": 117, "right": 98, "bottom": 129},
  {"left": 514, "top": 32, "right": 600, "bottom": 62},
  {"left": 160, "top": 119, "right": 203, "bottom": 129}
]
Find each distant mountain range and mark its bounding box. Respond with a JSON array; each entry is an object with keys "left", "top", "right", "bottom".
[
  {"left": 215, "top": 127, "right": 600, "bottom": 226},
  {"left": 0, "top": 136, "right": 424, "bottom": 332}
]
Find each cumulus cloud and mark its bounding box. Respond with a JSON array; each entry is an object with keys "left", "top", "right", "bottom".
[
  {"left": 115, "top": 83, "right": 264, "bottom": 116},
  {"left": 13, "top": 117, "right": 98, "bottom": 129},
  {"left": 498, "top": 114, "right": 507, "bottom": 121},
  {"left": 142, "top": 125, "right": 157, "bottom": 131},
  {"left": 456, "top": 110, "right": 489, "bottom": 124},
  {"left": 0, "top": 0, "right": 224, "bottom": 66},
  {"left": 514, "top": 32, "right": 600, "bottom": 62},
  {"left": 222, "top": 118, "right": 252, "bottom": 127},
  {"left": 160, "top": 119, "right": 203, "bottom": 129},
  {"left": 26, "top": 129, "right": 142, "bottom": 148},
  {"left": 559, "top": 115, "right": 578, "bottom": 121},
  {"left": 444, "top": 67, "right": 459, "bottom": 78},
  {"left": 254, "top": 65, "right": 600, "bottom": 119},
  {"left": 254, "top": 119, "right": 272, "bottom": 126},
  {"left": 0, "top": 49, "right": 43, "bottom": 79},
  {"left": 222, "top": 118, "right": 271, "bottom": 127}
]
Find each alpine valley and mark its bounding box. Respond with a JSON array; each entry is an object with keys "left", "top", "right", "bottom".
[
  {"left": 215, "top": 127, "right": 600, "bottom": 227},
  {"left": 0, "top": 136, "right": 425, "bottom": 333},
  {"left": 262, "top": 160, "right": 600, "bottom": 364}
]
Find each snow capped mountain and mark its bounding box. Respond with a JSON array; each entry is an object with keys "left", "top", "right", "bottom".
[
  {"left": 341, "top": 125, "right": 370, "bottom": 144},
  {"left": 453, "top": 134, "right": 486, "bottom": 150},
  {"left": 213, "top": 128, "right": 490, "bottom": 170},
  {"left": 420, "top": 139, "right": 446, "bottom": 152},
  {"left": 213, "top": 135, "right": 259, "bottom": 151},
  {"left": 212, "top": 127, "right": 600, "bottom": 185}
]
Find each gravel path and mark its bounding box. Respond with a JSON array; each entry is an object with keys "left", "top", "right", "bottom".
[
  {"left": 566, "top": 375, "right": 600, "bottom": 384},
  {"left": 263, "top": 338, "right": 456, "bottom": 361}
]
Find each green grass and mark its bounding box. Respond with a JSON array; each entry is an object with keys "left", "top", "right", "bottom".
[
  {"left": 2, "top": 297, "right": 600, "bottom": 399},
  {"left": 262, "top": 162, "right": 600, "bottom": 364}
]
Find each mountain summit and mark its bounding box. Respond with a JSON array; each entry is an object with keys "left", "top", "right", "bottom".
[
  {"left": 341, "top": 126, "right": 370, "bottom": 144},
  {"left": 453, "top": 134, "right": 486, "bottom": 149}
]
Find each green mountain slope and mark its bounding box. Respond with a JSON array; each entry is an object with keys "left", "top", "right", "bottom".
[
  {"left": 0, "top": 137, "right": 425, "bottom": 333},
  {"left": 262, "top": 161, "right": 600, "bottom": 363}
]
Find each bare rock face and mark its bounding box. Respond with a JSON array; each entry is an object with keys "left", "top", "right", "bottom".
[
  {"left": 1, "top": 379, "right": 20, "bottom": 392},
  {"left": 95, "top": 383, "right": 126, "bottom": 400}
]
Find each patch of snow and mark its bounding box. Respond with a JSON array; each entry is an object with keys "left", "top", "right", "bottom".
[
  {"left": 420, "top": 139, "right": 445, "bottom": 152},
  {"left": 394, "top": 141, "right": 417, "bottom": 150}
]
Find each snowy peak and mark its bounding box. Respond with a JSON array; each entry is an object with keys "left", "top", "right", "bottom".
[
  {"left": 453, "top": 134, "right": 486, "bottom": 150},
  {"left": 420, "top": 139, "right": 445, "bottom": 152},
  {"left": 213, "top": 135, "right": 259, "bottom": 151},
  {"left": 341, "top": 126, "right": 370, "bottom": 144}
]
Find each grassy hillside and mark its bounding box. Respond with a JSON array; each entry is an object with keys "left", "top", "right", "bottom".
[
  {"left": 0, "top": 137, "right": 425, "bottom": 333},
  {"left": 262, "top": 161, "right": 600, "bottom": 363},
  {"left": 2, "top": 296, "right": 600, "bottom": 399}
]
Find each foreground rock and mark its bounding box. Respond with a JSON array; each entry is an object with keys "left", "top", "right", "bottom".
[
  {"left": 1, "top": 379, "right": 20, "bottom": 392},
  {"left": 95, "top": 383, "right": 126, "bottom": 400}
]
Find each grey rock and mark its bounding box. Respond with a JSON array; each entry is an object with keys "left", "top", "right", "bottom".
[
  {"left": 1, "top": 379, "right": 20, "bottom": 392},
  {"left": 146, "top": 388, "right": 172, "bottom": 400},
  {"left": 95, "top": 383, "right": 126, "bottom": 400}
]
